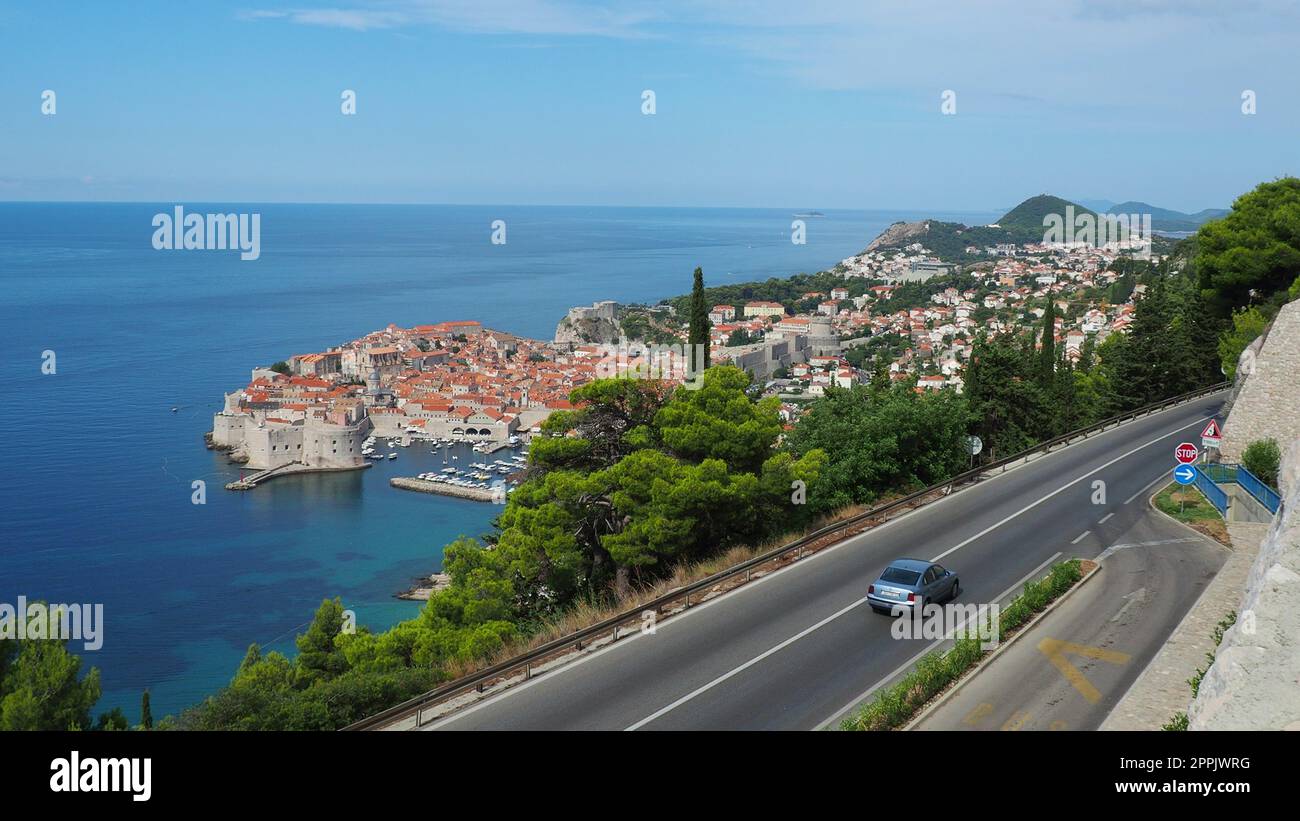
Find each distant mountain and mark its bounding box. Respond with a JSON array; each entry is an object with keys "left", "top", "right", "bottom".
[
  {"left": 1075, "top": 198, "right": 1118, "bottom": 212},
  {"left": 1103, "top": 201, "right": 1228, "bottom": 233}
]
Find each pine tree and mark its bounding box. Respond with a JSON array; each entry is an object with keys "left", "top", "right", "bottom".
[
  {"left": 687, "top": 266, "right": 711, "bottom": 369},
  {"left": 1112, "top": 278, "right": 1181, "bottom": 408},
  {"left": 1175, "top": 286, "right": 1224, "bottom": 390},
  {"left": 964, "top": 334, "right": 1047, "bottom": 459}
]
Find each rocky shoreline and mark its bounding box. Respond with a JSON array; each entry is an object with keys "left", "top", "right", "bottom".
[{"left": 396, "top": 572, "right": 452, "bottom": 601}]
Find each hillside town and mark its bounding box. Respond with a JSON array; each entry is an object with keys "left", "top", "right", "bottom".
[
  {"left": 210, "top": 233, "right": 1157, "bottom": 474},
  {"left": 696, "top": 238, "right": 1155, "bottom": 408}
]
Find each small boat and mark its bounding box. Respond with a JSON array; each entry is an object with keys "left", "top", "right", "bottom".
[
  {"left": 171, "top": 407, "right": 179, "bottom": 413},
  {"left": 388, "top": 453, "right": 397, "bottom": 460}
]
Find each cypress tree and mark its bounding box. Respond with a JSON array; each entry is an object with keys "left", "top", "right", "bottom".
[
  {"left": 1039, "top": 298, "right": 1056, "bottom": 384},
  {"left": 141, "top": 689, "right": 153, "bottom": 730},
  {"left": 687, "top": 266, "right": 711, "bottom": 368}
]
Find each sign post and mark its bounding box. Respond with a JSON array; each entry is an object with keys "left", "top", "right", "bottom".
[
  {"left": 1174, "top": 445, "right": 1199, "bottom": 515},
  {"left": 1201, "top": 419, "right": 1222, "bottom": 453}
]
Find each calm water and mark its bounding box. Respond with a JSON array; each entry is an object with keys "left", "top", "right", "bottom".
[{"left": 0, "top": 202, "right": 997, "bottom": 719}]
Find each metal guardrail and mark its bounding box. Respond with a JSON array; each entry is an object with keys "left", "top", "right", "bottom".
[
  {"left": 1198, "top": 463, "right": 1236, "bottom": 483},
  {"left": 1200, "top": 462, "right": 1281, "bottom": 514},
  {"left": 343, "top": 380, "right": 1230, "bottom": 731},
  {"left": 1192, "top": 465, "right": 1230, "bottom": 516},
  {"left": 1231, "top": 464, "right": 1281, "bottom": 514}
]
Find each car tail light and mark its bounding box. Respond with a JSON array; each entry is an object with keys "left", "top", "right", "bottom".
[
  {"left": 868, "top": 584, "right": 875, "bottom": 594},
  {"left": 906, "top": 593, "right": 916, "bottom": 602}
]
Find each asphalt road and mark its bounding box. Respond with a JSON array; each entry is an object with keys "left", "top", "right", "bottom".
[
  {"left": 912, "top": 509, "right": 1226, "bottom": 731},
  {"left": 420, "top": 393, "right": 1226, "bottom": 731}
]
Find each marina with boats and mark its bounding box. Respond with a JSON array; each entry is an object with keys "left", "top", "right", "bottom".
[{"left": 369, "top": 432, "right": 528, "bottom": 502}]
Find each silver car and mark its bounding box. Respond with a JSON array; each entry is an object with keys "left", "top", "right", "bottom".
[{"left": 868, "top": 558, "right": 959, "bottom": 614}]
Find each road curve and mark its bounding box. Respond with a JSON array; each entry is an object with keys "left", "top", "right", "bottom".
[{"left": 420, "top": 393, "right": 1225, "bottom": 731}]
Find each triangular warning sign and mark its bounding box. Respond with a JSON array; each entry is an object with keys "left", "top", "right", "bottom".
[{"left": 1202, "top": 419, "right": 1222, "bottom": 439}]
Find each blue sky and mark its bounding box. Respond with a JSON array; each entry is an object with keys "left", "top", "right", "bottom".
[{"left": 2, "top": 0, "right": 1298, "bottom": 211}]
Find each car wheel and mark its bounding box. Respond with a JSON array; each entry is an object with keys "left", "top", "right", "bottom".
[{"left": 949, "top": 579, "right": 960, "bottom": 601}]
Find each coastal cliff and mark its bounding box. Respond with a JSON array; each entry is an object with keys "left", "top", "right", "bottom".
[{"left": 865, "top": 220, "right": 933, "bottom": 252}]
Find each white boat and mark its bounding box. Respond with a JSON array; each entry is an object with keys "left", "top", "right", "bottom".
[{"left": 388, "top": 453, "right": 397, "bottom": 460}]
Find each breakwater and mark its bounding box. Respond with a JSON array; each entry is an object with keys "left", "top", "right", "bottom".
[{"left": 390, "top": 476, "right": 498, "bottom": 502}]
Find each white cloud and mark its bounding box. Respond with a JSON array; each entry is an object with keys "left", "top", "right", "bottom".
[{"left": 244, "top": 1, "right": 660, "bottom": 37}]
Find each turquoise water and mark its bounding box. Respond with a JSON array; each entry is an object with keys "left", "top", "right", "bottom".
[{"left": 0, "top": 202, "right": 997, "bottom": 719}]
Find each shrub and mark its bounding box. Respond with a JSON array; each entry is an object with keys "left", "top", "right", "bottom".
[
  {"left": 1241, "top": 438, "right": 1281, "bottom": 490},
  {"left": 1217, "top": 307, "right": 1267, "bottom": 380}
]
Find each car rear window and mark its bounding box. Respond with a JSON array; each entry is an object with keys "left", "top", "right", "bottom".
[{"left": 881, "top": 567, "right": 921, "bottom": 585}]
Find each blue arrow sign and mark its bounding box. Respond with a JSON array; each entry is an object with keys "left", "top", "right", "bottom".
[{"left": 1173, "top": 465, "right": 1196, "bottom": 485}]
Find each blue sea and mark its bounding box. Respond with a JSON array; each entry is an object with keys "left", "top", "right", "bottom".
[{"left": 0, "top": 202, "right": 998, "bottom": 720}]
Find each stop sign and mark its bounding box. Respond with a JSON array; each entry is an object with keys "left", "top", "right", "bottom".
[{"left": 1175, "top": 442, "right": 1199, "bottom": 464}]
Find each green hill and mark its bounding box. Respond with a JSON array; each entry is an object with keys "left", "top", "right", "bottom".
[{"left": 997, "top": 194, "right": 1095, "bottom": 234}]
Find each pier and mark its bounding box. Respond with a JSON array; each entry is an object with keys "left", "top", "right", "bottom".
[
  {"left": 390, "top": 476, "right": 500, "bottom": 502},
  {"left": 225, "top": 461, "right": 371, "bottom": 490}
]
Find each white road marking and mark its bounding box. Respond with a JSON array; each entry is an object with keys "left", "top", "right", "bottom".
[
  {"left": 1096, "top": 537, "right": 1201, "bottom": 562},
  {"left": 1125, "top": 470, "right": 1172, "bottom": 505},
  {"left": 930, "top": 420, "right": 1202, "bottom": 564},
  {"left": 1071, "top": 530, "right": 1091, "bottom": 545},
  {"left": 624, "top": 595, "right": 870, "bottom": 731},
  {"left": 1098, "top": 513, "right": 1115, "bottom": 524},
  {"left": 1111, "top": 587, "right": 1147, "bottom": 623}
]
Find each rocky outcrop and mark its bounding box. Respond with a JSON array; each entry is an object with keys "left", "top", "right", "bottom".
[
  {"left": 865, "top": 220, "right": 931, "bottom": 252},
  {"left": 554, "top": 300, "right": 621, "bottom": 346},
  {"left": 1187, "top": 297, "right": 1300, "bottom": 730}
]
